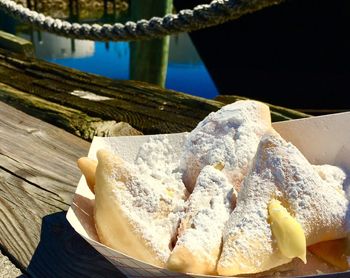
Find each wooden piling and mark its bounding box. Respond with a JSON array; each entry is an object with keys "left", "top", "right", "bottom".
[{"left": 129, "top": 0, "right": 173, "bottom": 87}]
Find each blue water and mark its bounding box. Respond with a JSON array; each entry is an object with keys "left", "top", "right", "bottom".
[
  {"left": 50, "top": 42, "right": 131, "bottom": 80},
  {"left": 48, "top": 40, "right": 218, "bottom": 99},
  {"left": 166, "top": 63, "right": 217, "bottom": 99}
]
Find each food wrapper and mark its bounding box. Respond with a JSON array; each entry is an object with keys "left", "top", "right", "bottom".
[{"left": 67, "top": 112, "right": 350, "bottom": 277}]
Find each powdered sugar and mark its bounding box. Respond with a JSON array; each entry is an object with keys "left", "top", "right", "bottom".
[
  {"left": 101, "top": 135, "right": 188, "bottom": 264},
  {"left": 180, "top": 100, "right": 271, "bottom": 192},
  {"left": 219, "top": 131, "right": 349, "bottom": 273},
  {"left": 170, "top": 165, "right": 236, "bottom": 273},
  {"left": 93, "top": 101, "right": 350, "bottom": 275},
  {"left": 313, "top": 164, "right": 347, "bottom": 193},
  {"left": 136, "top": 135, "right": 181, "bottom": 182}
]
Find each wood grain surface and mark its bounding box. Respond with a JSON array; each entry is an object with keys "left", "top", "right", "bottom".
[
  {"left": 0, "top": 101, "right": 124, "bottom": 277},
  {"left": 0, "top": 48, "right": 222, "bottom": 135},
  {"left": 0, "top": 81, "right": 143, "bottom": 140}
]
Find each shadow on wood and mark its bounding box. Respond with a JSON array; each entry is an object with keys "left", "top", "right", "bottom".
[{"left": 25, "top": 212, "right": 124, "bottom": 278}]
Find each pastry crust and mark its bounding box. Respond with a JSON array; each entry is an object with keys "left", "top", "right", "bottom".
[
  {"left": 217, "top": 129, "right": 348, "bottom": 276},
  {"left": 262, "top": 251, "right": 340, "bottom": 277},
  {"left": 77, "top": 157, "right": 97, "bottom": 193},
  {"left": 167, "top": 165, "right": 235, "bottom": 275},
  {"left": 94, "top": 149, "right": 186, "bottom": 267},
  {"left": 180, "top": 100, "right": 271, "bottom": 193}
]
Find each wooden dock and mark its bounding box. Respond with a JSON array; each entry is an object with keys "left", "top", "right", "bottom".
[
  {"left": 0, "top": 32, "right": 310, "bottom": 277},
  {"left": 0, "top": 101, "right": 123, "bottom": 277}
]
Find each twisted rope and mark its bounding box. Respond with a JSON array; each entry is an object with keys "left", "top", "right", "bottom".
[{"left": 0, "top": 0, "right": 283, "bottom": 41}]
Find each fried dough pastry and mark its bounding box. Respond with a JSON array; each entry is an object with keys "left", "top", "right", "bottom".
[
  {"left": 77, "top": 157, "right": 97, "bottom": 193},
  {"left": 313, "top": 164, "right": 347, "bottom": 192},
  {"left": 94, "top": 149, "right": 186, "bottom": 267},
  {"left": 167, "top": 165, "right": 236, "bottom": 275},
  {"left": 180, "top": 100, "right": 271, "bottom": 193},
  {"left": 217, "top": 130, "right": 349, "bottom": 276}
]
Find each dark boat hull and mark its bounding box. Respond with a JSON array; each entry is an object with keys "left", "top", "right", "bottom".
[{"left": 174, "top": 0, "right": 350, "bottom": 111}]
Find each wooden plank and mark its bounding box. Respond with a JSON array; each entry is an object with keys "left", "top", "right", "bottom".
[
  {"left": 0, "top": 48, "right": 223, "bottom": 135},
  {"left": 0, "top": 101, "right": 123, "bottom": 276},
  {"left": 296, "top": 109, "right": 350, "bottom": 116},
  {"left": 0, "top": 45, "right": 311, "bottom": 139},
  {"left": 0, "top": 30, "right": 34, "bottom": 58},
  {"left": 0, "top": 250, "right": 21, "bottom": 277},
  {"left": 0, "top": 82, "right": 142, "bottom": 140}
]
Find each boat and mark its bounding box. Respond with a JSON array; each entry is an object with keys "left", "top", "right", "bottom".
[{"left": 174, "top": 0, "right": 350, "bottom": 113}]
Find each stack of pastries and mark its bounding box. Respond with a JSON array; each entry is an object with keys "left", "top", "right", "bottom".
[{"left": 77, "top": 100, "right": 350, "bottom": 276}]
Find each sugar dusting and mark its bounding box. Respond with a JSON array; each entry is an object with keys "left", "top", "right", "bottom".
[
  {"left": 96, "top": 101, "right": 350, "bottom": 274},
  {"left": 313, "top": 164, "right": 346, "bottom": 192},
  {"left": 219, "top": 131, "right": 349, "bottom": 272},
  {"left": 172, "top": 165, "right": 236, "bottom": 269},
  {"left": 109, "top": 135, "right": 187, "bottom": 264},
  {"left": 180, "top": 100, "right": 271, "bottom": 192}
]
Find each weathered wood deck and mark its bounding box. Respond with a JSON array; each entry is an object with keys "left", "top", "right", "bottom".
[
  {"left": 0, "top": 47, "right": 224, "bottom": 138},
  {"left": 0, "top": 101, "right": 124, "bottom": 277}
]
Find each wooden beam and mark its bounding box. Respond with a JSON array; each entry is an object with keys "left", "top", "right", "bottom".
[
  {"left": 0, "top": 30, "right": 34, "bottom": 58},
  {"left": 0, "top": 48, "right": 223, "bottom": 135},
  {"left": 0, "top": 82, "right": 142, "bottom": 140},
  {"left": 0, "top": 47, "right": 310, "bottom": 142}
]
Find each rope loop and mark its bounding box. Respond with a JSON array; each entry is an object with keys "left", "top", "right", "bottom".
[{"left": 0, "top": 0, "right": 283, "bottom": 41}]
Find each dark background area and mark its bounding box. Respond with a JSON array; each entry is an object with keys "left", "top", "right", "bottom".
[{"left": 174, "top": 0, "right": 350, "bottom": 111}]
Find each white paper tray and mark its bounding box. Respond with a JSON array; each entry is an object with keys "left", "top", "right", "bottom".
[{"left": 67, "top": 112, "right": 350, "bottom": 277}]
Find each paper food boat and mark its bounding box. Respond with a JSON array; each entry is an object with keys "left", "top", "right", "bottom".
[{"left": 67, "top": 112, "right": 350, "bottom": 278}]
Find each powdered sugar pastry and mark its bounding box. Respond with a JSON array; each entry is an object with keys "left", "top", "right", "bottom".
[{"left": 180, "top": 100, "right": 271, "bottom": 193}]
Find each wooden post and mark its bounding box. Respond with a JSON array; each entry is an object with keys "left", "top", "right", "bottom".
[
  {"left": 129, "top": 0, "right": 172, "bottom": 87},
  {"left": 26, "top": 0, "right": 32, "bottom": 9},
  {"left": 103, "top": 0, "right": 108, "bottom": 16},
  {"left": 68, "top": 0, "right": 80, "bottom": 21}
]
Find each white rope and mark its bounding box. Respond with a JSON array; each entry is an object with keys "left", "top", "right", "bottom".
[{"left": 0, "top": 0, "right": 283, "bottom": 41}]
